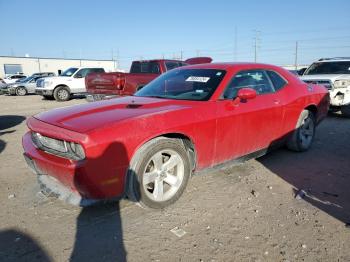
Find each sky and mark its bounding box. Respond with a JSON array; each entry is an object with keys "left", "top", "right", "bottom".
[{"left": 1, "top": 0, "right": 350, "bottom": 70}]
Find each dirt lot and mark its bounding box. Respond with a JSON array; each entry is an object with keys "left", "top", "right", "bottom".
[{"left": 0, "top": 94, "right": 349, "bottom": 262}]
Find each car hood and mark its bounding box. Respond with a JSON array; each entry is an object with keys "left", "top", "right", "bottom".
[
  {"left": 34, "top": 96, "right": 192, "bottom": 133},
  {"left": 301, "top": 74, "right": 350, "bottom": 81}
]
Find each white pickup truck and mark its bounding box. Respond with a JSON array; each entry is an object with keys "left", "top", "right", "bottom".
[
  {"left": 35, "top": 67, "right": 105, "bottom": 101},
  {"left": 300, "top": 57, "right": 350, "bottom": 117}
]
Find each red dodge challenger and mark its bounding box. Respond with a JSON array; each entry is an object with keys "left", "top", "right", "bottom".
[{"left": 22, "top": 63, "right": 329, "bottom": 208}]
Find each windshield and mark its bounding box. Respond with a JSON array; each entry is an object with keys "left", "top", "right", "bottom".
[
  {"left": 304, "top": 61, "right": 350, "bottom": 75},
  {"left": 60, "top": 67, "right": 78, "bottom": 77},
  {"left": 17, "top": 76, "right": 33, "bottom": 83},
  {"left": 135, "top": 69, "right": 226, "bottom": 101}
]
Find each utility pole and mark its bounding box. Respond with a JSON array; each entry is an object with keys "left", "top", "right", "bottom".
[
  {"left": 294, "top": 41, "right": 299, "bottom": 70},
  {"left": 234, "top": 26, "right": 237, "bottom": 61},
  {"left": 180, "top": 50, "right": 183, "bottom": 60},
  {"left": 253, "top": 30, "right": 260, "bottom": 62}
]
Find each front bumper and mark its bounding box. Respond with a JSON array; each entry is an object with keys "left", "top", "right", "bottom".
[
  {"left": 35, "top": 89, "right": 53, "bottom": 96},
  {"left": 22, "top": 118, "right": 127, "bottom": 205},
  {"left": 329, "top": 88, "right": 350, "bottom": 107}
]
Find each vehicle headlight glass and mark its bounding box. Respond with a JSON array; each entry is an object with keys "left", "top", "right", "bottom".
[
  {"left": 32, "top": 132, "right": 85, "bottom": 160},
  {"left": 334, "top": 79, "right": 350, "bottom": 89}
]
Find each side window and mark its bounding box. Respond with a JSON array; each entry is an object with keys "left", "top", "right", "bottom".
[
  {"left": 223, "top": 70, "right": 275, "bottom": 99},
  {"left": 266, "top": 70, "right": 287, "bottom": 91},
  {"left": 130, "top": 62, "right": 141, "bottom": 73},
  {"left": 165, "top": 61, "right": 181, "bottom": 71},
  {"left": 75, "top": 68, "right": 92, "bottom": 78},
  {"left": 90, "top": 68, "right": 104, "bottom": 74}
]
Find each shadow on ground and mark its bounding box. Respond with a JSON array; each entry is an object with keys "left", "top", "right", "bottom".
[
  {"left": 0, "top": 229, "right": 52, "bottom": 262},
  {"left": 69, "top": 141, "right": 140, "bottom": 261},
  {"left": 0, "top": 115, "right": 26, "bottom": 131},
  {"left": 0, "top": 115, "right": 25, "bottom": 154},
  {"left": 258, "top": 115, "right": 350, "bottom": 225}
]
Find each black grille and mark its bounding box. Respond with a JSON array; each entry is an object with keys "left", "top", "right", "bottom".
[{"left": 303, "top": 79, "right": 333, "bottom": 90}]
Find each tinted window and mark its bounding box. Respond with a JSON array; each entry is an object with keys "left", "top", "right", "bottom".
[
  {"left": 266, "top": 70, "right": 287, "bottom": 91},
  {"left": 130, "top": 62, "right": 160, "bottom": 74},
  {"left": 304, "top": 61, "right": 350, "bottom": 75},
  {"left": 165, "top": 61, "right": 181, "bottom": 71},
  {"left": 61, "top": 68, "right": 78, "bottom": 76},
  {"left": 136, "top": 69, "right": 226, "bottom": 101},
  {"left": 91, "top": 68, "right": 104, "bottom": 73},
  {"left": 223, "top": 70, "right": 274, "bottom": 99},
  {"left": 75, "top": 68, "right": 103, "bottom": 78}
]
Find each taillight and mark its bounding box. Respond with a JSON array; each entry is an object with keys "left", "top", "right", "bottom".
[{"left": 113, "top": 74, "right": 125, "bottom": 90}]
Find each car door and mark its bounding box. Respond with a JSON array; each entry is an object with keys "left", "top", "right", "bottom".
[
  {"left": 27, "top": 78, "right": 38, "bottom": 93},
  {"left": 214, "top": 69, "right": 285, "bottom": 164},
  {"left": 71, "top": 68, "right": 91, "bottom": 92}
]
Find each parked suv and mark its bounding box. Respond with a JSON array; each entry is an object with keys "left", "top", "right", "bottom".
[
  {"left": 300, "top": 57, "right": 350, "bottom": 117},
  {"left": 36, "top": 67, "right": 105, "bottom": 101}
]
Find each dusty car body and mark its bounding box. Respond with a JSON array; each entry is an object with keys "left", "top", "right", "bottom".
[
  {"left": 6, "top": 75, "right": 46, "bottom": 95},
  {"left": 301, "top": 57, "right": 350, "bottom": 117},
  {"left": 22, "top": 63, "right": 329, "bottom": 208}
]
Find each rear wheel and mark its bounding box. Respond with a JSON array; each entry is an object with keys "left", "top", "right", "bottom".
[
  {"left": 54, "top": 86, "right": 70, "bottom": 102},
  {"left": 286, "top": 110, "right": 315, "bottom": 152},
  {"left": 340, "top": 105, "right": 350, "bottom": 117},
  {"left": 16, "top": 87, "right": 27, "bottom": 96},
  {"left": 127, "top": 137, "right": 191, "bottom": 209}
]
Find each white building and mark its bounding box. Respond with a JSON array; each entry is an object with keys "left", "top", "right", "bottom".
[{"left": 0, "top": 56, "right": 117, "bottom": 78}]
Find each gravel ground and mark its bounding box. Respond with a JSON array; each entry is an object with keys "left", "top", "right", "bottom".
[{"left": 0, "top": 94, "right": 349, "bottom": 262}]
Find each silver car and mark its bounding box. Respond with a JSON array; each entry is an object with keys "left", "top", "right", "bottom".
[{"left": 6, "top": 76, "right": 44, "bottom": 96}]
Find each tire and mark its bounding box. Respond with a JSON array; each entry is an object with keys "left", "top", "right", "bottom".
[
  {"left": 340, "top": 104, "right": 350, "bottom": 117},
  {"left": 286, "top": 110, "right": 316, "bottom": 152},
  {"left": 53, "top": 86, "right": 70, "bottom": 102},
  {"left": 127, "top": 137, "right": 191, "bottom": 209},
  {"left": 16, "top": 87, "right": 27, "bottom": 96}
]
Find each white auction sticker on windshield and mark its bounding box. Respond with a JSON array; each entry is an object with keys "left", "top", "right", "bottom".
[{"left": 186, "top": 76, "right": 210, "bottom": 83}]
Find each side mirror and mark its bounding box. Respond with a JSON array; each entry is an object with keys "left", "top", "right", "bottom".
[{"left": 237, "top": 88, "right": 257, "bottom": 101}]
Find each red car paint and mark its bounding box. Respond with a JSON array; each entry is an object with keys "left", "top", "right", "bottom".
[
  {"left": 85, "top": 57, "right": 212, "bottom": 98},
  {"left": 22, "top": 63, "right": 329, "bottom": 201}
]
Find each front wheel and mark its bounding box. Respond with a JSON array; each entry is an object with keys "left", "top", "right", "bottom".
[
  {"left": 54, "top": 86, "right": 70, "bottom": 102},
  {"left": 16, "top": 87, "right": 27, "bottom": 96},
  {"left": 286, "top": 110, "right": 315, "bottom": 152},
  {"left": 128, "top": 137, "right": 191, "bottom": 209},
  {"left": 340, "top": 104, "right": 350, "bottom": 117}
]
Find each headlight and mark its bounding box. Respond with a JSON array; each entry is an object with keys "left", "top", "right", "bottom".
[
  {"left": 334, "top": 79, "right": 350, "bottom": 89},
  {"left": 43, "top": 81, "right": 53, "bottom": 87},
  {"left": 32, "top": 132, "right": 85, "bottom": 160}
]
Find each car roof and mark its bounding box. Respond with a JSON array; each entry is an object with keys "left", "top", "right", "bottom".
[{"left": 177, "top": 62, "right": 284, "bottom": 71}]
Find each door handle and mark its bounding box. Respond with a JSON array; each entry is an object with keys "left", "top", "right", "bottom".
[{"left": 274, "top": 99, "right": 281, "bottom": 105}]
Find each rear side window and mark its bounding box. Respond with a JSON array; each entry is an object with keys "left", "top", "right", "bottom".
[{"left": 266, "top": 70, "right": 287, "bottom": 91}]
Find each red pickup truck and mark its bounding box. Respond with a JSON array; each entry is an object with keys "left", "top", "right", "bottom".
[{"left": 85, "top": 57, "right": 212, "bottom": 101}]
